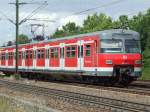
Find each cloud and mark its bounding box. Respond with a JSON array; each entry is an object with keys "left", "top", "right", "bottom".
[
  {"left": 0, "top": 0, "right": 150, "bottom": 45},
  {"left": 20, "top": 12, "right": 87, "bottom": 37}
]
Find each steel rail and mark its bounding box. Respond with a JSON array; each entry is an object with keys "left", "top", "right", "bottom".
[
  {"left": 0, "top": 79, "right": 149, "bottom": 112},
  {"left": 45, "top": 80, "right": 150, "bottom": 95}
]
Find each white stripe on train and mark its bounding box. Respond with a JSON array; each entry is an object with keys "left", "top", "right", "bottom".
[{"left": 0, "top": 66, "right": 141, "bottom": 72}]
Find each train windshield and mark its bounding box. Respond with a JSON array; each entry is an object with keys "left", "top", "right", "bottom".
[
  {"left": 125, "top": 39, "right": 141, "bottom": 53},
  {"left": 101, "top": 39, "right": 123, "bottom": 53}
]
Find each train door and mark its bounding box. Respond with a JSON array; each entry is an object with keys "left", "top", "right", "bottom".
[
  {"left": 60, "top": 43, "right": 65, "bottom": 70},
  {"left": 49, "top": 47, "right": 60, "bottom": 68},
  {"left": 83, "top": 40, "right": 97, "bottom": 69},
  {"left": 78, "top": 40, "right": 84, "bottom": 70},
  {"left": 65, "top": 45, "right": 77, "bottom": 69},
  {"left": 36, "top": 49, "right": 45, "bottom": 67},
  {"left": 25, "top": 50, "right": 33, "bottom": 68},
  {"left": 1, "top": 53, "right": 6, "bottom": 66}
]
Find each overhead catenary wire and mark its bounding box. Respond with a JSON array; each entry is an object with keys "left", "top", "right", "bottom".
[
  {"left": 51, "top": 0, "right": 125, "bottom": 30},
  {"left": 19, "top": 0, "right": 127, "bottom": 37},
  {"left": 54, "top": 0, "right": 125, "bottom": 22},
  {"left": 0, "top": 10, "right": 15, "bottom": 25},
  {"left": 19, "top": 1, "right": 48, "bottom": 25},
  {"left": 0, "top": 1, "right": 48, "bottom": 25}
]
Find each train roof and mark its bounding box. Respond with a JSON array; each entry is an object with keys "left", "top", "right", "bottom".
[{"left": 1, "top": 29, "right": 140, "bottom": 49}]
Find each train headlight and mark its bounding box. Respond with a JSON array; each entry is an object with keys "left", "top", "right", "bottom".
[
  {"left": 106, "top": 60, "right": 113, "bottom": 65},
  {"left": 135, "top": 60, "right": 142, "bottom": 65}
]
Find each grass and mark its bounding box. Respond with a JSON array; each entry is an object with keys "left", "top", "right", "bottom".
[
  {"left": 141, "top": 67, "right": 150, "bottom": 80},
  {"left": 0, "top": 97, "right": 25, "bottom": 112}
]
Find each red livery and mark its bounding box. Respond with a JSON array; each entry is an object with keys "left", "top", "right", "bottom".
[{"left": 0, "top": 29, "right": 142, "bottom": 85}]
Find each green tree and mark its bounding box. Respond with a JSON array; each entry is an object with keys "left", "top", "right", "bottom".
[
  {"left": 18, "top": 34, "right": 29, "bottom": 44},
  {"left": 82, "top": 13, "right": 113, "bottom": 33},
  {"left": 113, "top": 15, "right": 129, "bottom": 29},
  {"left": 52, "top": 22, "right": 81, "bottom": 38}
]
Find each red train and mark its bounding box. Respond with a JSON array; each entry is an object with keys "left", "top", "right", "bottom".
[{"left": 0, "top": 29, "right": 142, "bottom": 85}]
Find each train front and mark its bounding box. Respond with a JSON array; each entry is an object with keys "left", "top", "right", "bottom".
[{"left": 99, "top": 29, "right": 142, "bottom": 85}]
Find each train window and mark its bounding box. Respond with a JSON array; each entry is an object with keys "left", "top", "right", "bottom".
[
  {"left": 30, "top": 51, "right": 33, "bottom": 59},
  {"left": 51, "top": 48, "right": 58, "bottom": 58},
  {"left": 19, "top": 52, "right": 22, "bottom": 59},
  {"left": 60, "top": 48, "right": 64, "bottom": 58},
  {"left": 8, "top": 53, "right": 10, "bottom": 60},
  {"left": 55, "top": 48, "right": 58, "bottom": 58},
  {"left": 8, "top": 52, "right": 13, "bottom": 60},
  {"left": 22, "top": 52, "right": 25, "bottom": 59},
  {"left": 51, "top": 48, "right": 54, "bottom": 58},
  {"left": 101, "top": 39, "right": 122, "bottom": 53},
  {"left": 46, "top": 49, "right": 49, "bottom": 59},
  {"left": 78, "top": 46, "right": 83, "bottom": 58},
  {"left": 11, "top": 53, "right": 12, "bottom": 60},
  {"left": 41, "top": 50, "right": 45, "bottom": 58},
  {"left": 34, "top": 50, "right": 36, "bottom": 59},
  {"left": 8, "top": 53, "right": 12, "bottom": 60},
  {"left": 72, "top": 47, "right": 76, "bottom": 57},
  {"left": 125, "top": 39, "right": 141, "bottom": 53},
  {"left": 66, "top": 47, "right": 71, "bottom": 57},
  {"left": 25, "top": 51, "right": 29, "bottom": 59},
  {"left": 37, "top": 50, "right": 41, "bottom": 59},
  {"left": 5, "top": 53, "right": 8, "bottom": 60},
  {"left": 55, "top": 50, "right": 58, "bottom": 58},
  {"left": 85, "top": 45, "right": 91, "bottom": 56},
  {"left": 66, "top": 46, "right": 76, "bottom": 58},
  {"left": 1, "top": 53, "right": 5, "bottom": 60}
]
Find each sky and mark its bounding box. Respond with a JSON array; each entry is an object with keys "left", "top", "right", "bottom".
[{"left": 0, "top": 0, "right": 150, "bottom": 45}]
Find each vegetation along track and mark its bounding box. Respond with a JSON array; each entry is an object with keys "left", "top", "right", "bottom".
[{"left": 0, "top": 79, "right": 150, "bottom": 112}]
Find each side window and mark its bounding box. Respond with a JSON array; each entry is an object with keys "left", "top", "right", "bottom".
[
  {"left": 6, "top": 53, "right": 8, "bottom": 60},
  {"left": 22, "top": 52, "right": 25, "bottom": 59},
  {"left": 51, "top": 48, "right": 58, "bottom": 58},
  {"left": 55, "top": 48, "right": 58, "bottom": 58},
  {"left": 34, "top": 50, "right": 36, "bottom": 59},
  {"left": 85, "top": 45, "right": 91, "bottom": 56},
  {"left": 2, "top": 53, "right": 5, "bottom": 60},
  {"left": 30, "top": 51, "right": 33, "bottom": 59},
  {"left": 66, "top": 47, "right": 71, "bottom": 57},
  {"left": 66, "top": 46, "right": 76, "bottom": 58},
  {"left": 72, "top": 47, "right": 76, "bottom": 57},
  {"left": 25, "top": 51, "right": 29, "bottom": 59},
  {"left": 11, "top": 52, "right": 13, "bottom": 60},
  {"left": 19, "top": 52, "right": 22, "bottom": 59},
  {"left": 60, "top": 48, "right": 64, "bottom": 58},
  {"left": 37, "top": 50, "right": 41, "bottom": 59},
  {"left": 78, "top": 45, "right": 83, "bottom": 58},
  {"left": 51, "top": 48, "right": 54, "bottom": 58},
  {"left": 46, "top": 49, "right": 49, "bottom": 59},
  {"left": 41, "top": 50, "right": 45, "bottom": 59}
]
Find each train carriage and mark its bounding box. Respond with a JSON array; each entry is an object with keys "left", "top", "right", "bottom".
[{"left": 0, "top": 29, "right": 142, "bottom": 85}]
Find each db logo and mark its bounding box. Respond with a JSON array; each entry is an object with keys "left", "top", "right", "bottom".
[{"left": 123, "top": 55, "right": 127, "bottom": 60}]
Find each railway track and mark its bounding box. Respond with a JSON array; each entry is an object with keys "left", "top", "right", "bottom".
[
  {"left": 0, "top": 79, "right": 150, "bottom": 112},
  {"left": 41, "top": 80, "right": 150, "bottom": 96},
  {"left": 37, "top": 80, "right": 150, "bottom": 96}
]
